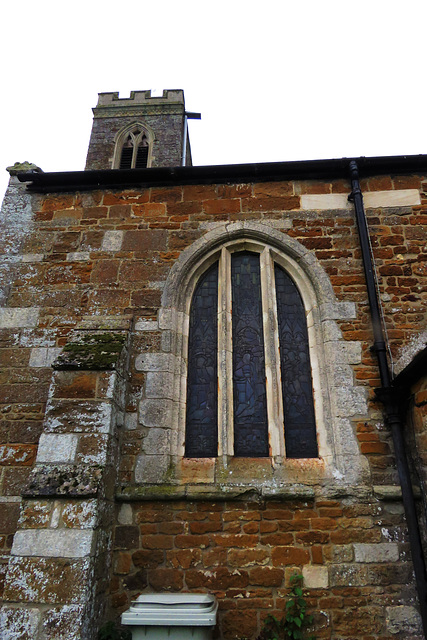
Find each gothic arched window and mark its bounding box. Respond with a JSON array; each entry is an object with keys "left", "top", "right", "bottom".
[
  {"left": 113, "top": 123, "right": 153, "bottom": 169},
  {"left": 185, "top": 247, "right": 318, "bottom": 459}
]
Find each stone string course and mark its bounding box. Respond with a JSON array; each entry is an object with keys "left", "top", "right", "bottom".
[{"left": 0, "top": 173, "right": 426, "bottom": 638}]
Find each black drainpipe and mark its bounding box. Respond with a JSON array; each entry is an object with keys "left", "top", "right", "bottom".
[{"left": 349, "top": 160, "right": 427, "bottom": 636}]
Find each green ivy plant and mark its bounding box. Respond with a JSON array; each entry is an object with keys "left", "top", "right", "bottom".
[
  {"left": 257, "top": 573, "right": 314, "bottom": 640},
  {"left": 98, "top": 621, "right": 132, "bottom": 640}
]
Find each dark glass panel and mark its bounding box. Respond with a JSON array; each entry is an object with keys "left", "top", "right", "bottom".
[
  {"left": 275, "top": 265, "right": 318, "bottom": 458},
  {"left": 231, "top": 252, "right": 268, "bottom": 457},
  {"left": 185, "top": 262, "right": 219, "bottom": 457},
  {"left": 119, "top": 147, "right": 133, "bottom": 169},
  {"left": 135, "top": 145, "right": 149, "bottom": 168}
]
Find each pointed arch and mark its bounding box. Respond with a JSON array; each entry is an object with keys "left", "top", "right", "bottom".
[{"left": 112, "top": 121, "right": 155, "bottom": 169}]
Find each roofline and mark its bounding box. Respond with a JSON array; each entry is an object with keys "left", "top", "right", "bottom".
[{"left": 17, "top": 154, "right": 427, "bottom": 193}]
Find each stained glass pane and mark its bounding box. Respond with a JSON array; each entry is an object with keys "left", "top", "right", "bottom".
[
  {"left": 185, "top": 262, "right": 218, "bottom": 457},
  {"left": 231, "top": 252, "right": 269, "bottom": 457},
  {"left": 275, "top": 265, "right": 318, "bottom": 458}
]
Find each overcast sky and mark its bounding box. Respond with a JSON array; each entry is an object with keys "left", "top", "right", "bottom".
[{"left": 1, "top": 0, "right": 426, "bottom": 201}]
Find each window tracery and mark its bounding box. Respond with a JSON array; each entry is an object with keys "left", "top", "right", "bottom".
[{"left": 113, "top": 123, "right": 153, "bottom": 169}]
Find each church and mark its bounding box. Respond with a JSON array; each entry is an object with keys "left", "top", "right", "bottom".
[{"left": 0, "top": 89, "right": 426, "bottom": 639}]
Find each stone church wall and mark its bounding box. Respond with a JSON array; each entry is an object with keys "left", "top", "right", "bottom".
[{"left": 0, "top": 173, "right": 426, "bottom": 638}]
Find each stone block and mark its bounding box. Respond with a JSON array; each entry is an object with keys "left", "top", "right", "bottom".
[
  {"left": 29, "top": 347, "right": 62, "bottom": 368},
  {"left": 4, "top": 557, "right": 91, "bottom": 604},
  {"left": 364, "top": 189, "right": 420, "bottom": 208},
  {"left": 135, "top": 352, "right": 174, "bottom": 372},
  {"left": 36, "top": 434, "right": 79, "bottom": 464},
  {"left": 67, "top": 251, "right": 91, "bottom": 262},
  {"left": 11, "top": 529, "right": 94, "bottom": 558},
  {"left": 302, "top": 565, "right": 329, "bottom": 588},
  {"left": 0, "top": 605, "right": 41, "bottom": 639},
  {"left": 44, "top": 400, "right": 114, "bottom": 434},
  {"left": 335, "top": 387, "right": 368, "bottom": 417},
  {"left": 134, "top": 454, "right": 170, "bottom": 484},
  {"left": 0, "top": 307, "right": 39, "bottom": 329},
  {"left": 354, "top": 542, "right": 399, "bottom": 563},
  {"left": 41, "top": 605, "right": 85, "bottom": 640},
  {"left": 143, "top": 428, "right": 170, "bottom": 455},
  {"left": 386, "top": 605, "right": 422, "bottom": 635},
  {"left": 139, "top": 398, "right": 173, "bottom": 427},
  {"left": 61, "top": 499, "right": 98, "bottom": 529},
  {"left": 101, "top": 230, "right": 123, "bottom": 251},
  {"left": 301, "top": 194, "right": 350, "bottom": 210}
]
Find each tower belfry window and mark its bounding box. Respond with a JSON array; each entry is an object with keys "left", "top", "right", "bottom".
[{"left": 119, "top": 129, "right": 149, "bottom": 169}]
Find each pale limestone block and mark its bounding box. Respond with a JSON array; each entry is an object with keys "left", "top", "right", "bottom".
[
  {"left": 330, "top": 563, "right": 370, "bottom": 587},
  {"left": 22, "top": 253, "right": 43, "bottom": 263},
  {"left": 0, "top": 606, "right": 41, "bottom": 639},
  {"left": 51, "top": 502, "right": 61, "bottom": 528},
  {"left": 301, "top": 194, "right": 350, "bottom": 210},
  {"left": 332, "top": 341, "right": 362, "bottom": 364},
  {"left": 145, "top": 371, "right": 174, "bottom": 399},
  {"left": 334, "top": 418, "right": 361, "bottom": 455},
  {"left": 0, "top": 307, "right": 39, "bottom": 328},
  {"left": 118, "top": 504, "right": 133, "bottom": 525},
  {"left": 36, "top": 433, "right": 79, "bottom": 463},
  {"left": 125, "top": 412, "right": 138, "bottom": 430},
  {"left": 135, "top": 352, "right": 174, "bottom": 372},
  {"left": 143, "top": 428, "right": 170, "bottom": 455},
  {"left": 102, "top": 230, "right": 123, "bottom": 251},
  {"left": 354, "top": 542, "right": 399, "bottom": 563},
  {"left": 319, "top": 301, "right": 356, "bottom": 321},
  {"left": 134, "top": 454, "right": 170, "bottom": 483},
  {"left": 302, "top": 565, "right": 329, "bottom": 588},
  {"left": 134, "top": 319, "right": 158, "bottom": 332},
  {"left": 335, "top": 387, "right": 368, "bottom": 417},
  {"left": 139, "top": 399, "right": 173, "bottom": 428},
  {"left": 67, "top": 251, "right": 91, "bottom": 262},
  {"left": 62, "top": 500, "right": 98, "bottom": 529},
  {"left": 386, "top": 606, "right": 422, "bottom": 634},
  {"left": 322, "top": 320, "right": 343, "bottom": 342},
  {"left": 29, "top": 347, "right": 62, "bottom": 368},
  {"left": 11, "top": 529, "right": 94, "bottom": 558},
  {"left": 364, "top": 189, "right": 420, "bottom": 208},
  {"left": 41, "top": 605, "right": 85, "bottom": 640},
  {"left": 331, "top": 364, "right": 354, "bottom": 387},
  {"left": 394, "top": 329, "right": 427, "bottom": 376}
]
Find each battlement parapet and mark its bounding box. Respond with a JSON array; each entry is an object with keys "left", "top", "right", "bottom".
[{"left": 96, "top": 89, "right": 184, "bottom": 108}]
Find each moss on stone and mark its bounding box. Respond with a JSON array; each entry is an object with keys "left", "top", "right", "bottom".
[{"left": 55, "top": 332, "right": 126, "bottom": 370}]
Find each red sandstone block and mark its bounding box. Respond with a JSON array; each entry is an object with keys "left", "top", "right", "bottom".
[
  {"left": 203, "top": 548, "right": 228, "bottom": 567},
  {"left": 148, "top": 568, "right": 183, "bottom": 591},
  {"left": 221, "top": 609, "right": 258, "bottom": 639},
  {"left": 186, "top": 567, "right": 250, "bottom": 590},
  {"left": 175, "top": 534, "right": 210, "bottom": 549},
  {"left": 182, "top": 184, "right": 217, "bottom": 201},
  {"left": 166, "top": 549, "right": 202, "bottom": 569},
  {"left": 53, "top": 371, "right": 97, "bottom": 399},
  {"left": 295, "top": 531, "right": 329, "bottom": 545},
  {"left": 253, "top": 181, "right": 294, "bottom": 197},
  {"left": 132, "top": 549, "right": 164, "bottom": 568},
  {"left": 360, "top": 442, "right": 390, "bottom": 454},
  {"left": 249, "top": 567, "right": 284, "bottom": 587},
  {"left": 211, "top": 534, "right": 258, "bottom": 548},
  {"left": 158, "top": 522, "right": 184, "bottom": 535},
  {"left": 242, "top": 195, "right": 300, "bottom": 212},
  {"left": 262, "top": 533, "right": 294, "bottom": 546},
  {"left": 141, "top": 534, "right": 173, "bottom": 550},
  {"left": 272, "top": 546, "right": 310, "bottom": 566},
  {"left": 217, "top": 184, "right": 252, "bottom": 198},
  {"left": 300, "top": 237, "right": 332, "bottom": 250},
  {"left": 150, "top": 186, "right": 183, "bottom": 204},
  {"left": 90, "top": 260, "right": 120, "bottom": 284},
  {"left": 41, "top": 195, "right": 74, "bottom": 213},
  {"left": 243, "top": 522, "right": 259, "bottom": 534},
  {"left": 189, "top": 521, "right": 222, "bottom": 534},
  {"left": 103, "top": 191, "right": 149, "bottom": 206},
  {"left": 203, "top": 199, "right": 241, "bottom": 215},
  {"left": 227, "top": 548, "right": 270, "bottom": 567},
  {"left": 260, "top": 521, "right": 278, "bottom": 533},
  {"left": 310, "top": 517, "right": 337, "bottom": 530},
  {"left": 0, "top": 444, "right": 37, "bottom": 467}
]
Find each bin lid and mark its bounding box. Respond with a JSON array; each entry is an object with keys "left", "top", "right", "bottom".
[{"left": 121, "top": 594, "right": 218, "bottom": 627}]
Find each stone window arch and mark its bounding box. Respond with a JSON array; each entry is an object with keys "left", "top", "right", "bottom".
[
  {"left": 137, "top": 223, "right": 370, "bottom": 491},
  {"left": 112, "top": 122, "right": 154, "bottom": 169}
]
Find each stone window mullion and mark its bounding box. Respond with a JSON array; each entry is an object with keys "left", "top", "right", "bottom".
[
  {"left": 218, "top": 247, "right": 234, "bottom": 456},
  {"left": 260, "top": 247, "right": 285, "bottom": 459}
]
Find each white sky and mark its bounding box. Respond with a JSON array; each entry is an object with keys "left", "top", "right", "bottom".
[{"left": 1, "top": 0, "right": 426, "bottom": 201}]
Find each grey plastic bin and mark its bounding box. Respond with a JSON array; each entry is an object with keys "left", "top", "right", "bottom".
[{"left": 121, "top": 593, "right": 218, "bottom": 640}]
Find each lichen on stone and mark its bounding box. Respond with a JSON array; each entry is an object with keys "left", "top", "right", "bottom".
[
  {"left": 23, "top": 464, "right": 103, "bottom": 498},
  {"left": 54, "top": 332, "right": 126, "bottom": 370}
]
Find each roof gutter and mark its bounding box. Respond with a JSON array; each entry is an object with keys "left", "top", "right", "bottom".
[{"left": 17, "top": 153, "right": 427, "bottom": 193}]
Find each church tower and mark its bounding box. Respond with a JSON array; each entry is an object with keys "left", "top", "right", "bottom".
[{"left": 85, "top": 89, "right": 194, "bottom": 171}]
